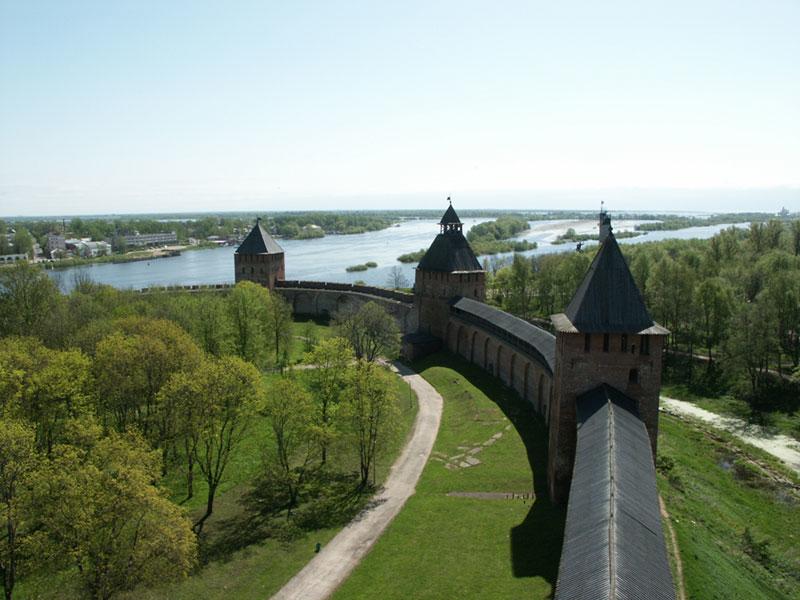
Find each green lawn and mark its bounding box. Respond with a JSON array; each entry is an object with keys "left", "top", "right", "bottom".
[
  {"left": 334, "top": 352, "right": 565, "bottom": 600},
  {"left": 657, "top": 412, "right": 800, "bottom": 599}
]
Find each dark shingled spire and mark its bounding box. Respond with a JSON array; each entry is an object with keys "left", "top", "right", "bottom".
[
  {"left": 236, "top": 219, "right": 284, "bottom": 255},
  {"left": 417, "top": 200, "right": 482, "bottom": 272},
  {"left": 439, "top": 200, "right": 461, "bottom": 225},
  {"left": 559, "top": 232, "right": 654, "bottom": 333}
]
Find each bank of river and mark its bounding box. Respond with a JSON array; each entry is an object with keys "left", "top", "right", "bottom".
[{"left": 47, "top": 218, "right": 744, "bottom": 292}]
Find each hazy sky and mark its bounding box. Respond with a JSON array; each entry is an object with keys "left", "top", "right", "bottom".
[{"left": 1, "top": 0, "right": 799, "bottom": 216}]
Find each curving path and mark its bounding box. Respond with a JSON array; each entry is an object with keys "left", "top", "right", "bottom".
[
  {"left": 660, "top": 396, "right": 800, "bottom": 475},
  {"left": 271, "top": 362, "right": 443, "bottom": 600}
]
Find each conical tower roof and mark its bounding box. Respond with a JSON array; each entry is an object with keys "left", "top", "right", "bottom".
[
  {"left": 552, "top": 232, "right": 663, "bottom": 333},
  {"left": 439, "top": 202, "right": 461, "bottom": 225},
  {"left": 417, "top": 200, "right": 481, "bottom": 272},
  {"left": 236, "top": 219, "right": 284, "bottom": 255}
]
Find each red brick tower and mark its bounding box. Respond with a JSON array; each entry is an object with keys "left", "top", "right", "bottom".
[
  {"left": 234, "top": 218, "right": 286, "bottom": 290},
  {"left": 547, "top": 212, "right": 669, "bottom": 504},
  {"left": 414, "top": 200, "right": 486, "bottom": 338}
]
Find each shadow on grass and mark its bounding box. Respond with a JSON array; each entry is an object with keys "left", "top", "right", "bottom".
[
  {"left": 198, "top": 471, "right": 372, "bottom": 565},
  {"left": 412, "top": 351, "right": 566, "bottom": 588}
]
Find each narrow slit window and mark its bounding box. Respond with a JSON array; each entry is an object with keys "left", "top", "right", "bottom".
[
  {"left": 584, "top": 333, "right": 591, "bottom": 353},
  {"left": 603, "top": 333, "right": 609, "bottom": 353},
  {"left": 620, "top": 334, "right": 628, "bottom": 352},
  {"left": 640, "top": 335, "right": 650, "bottom": 355},
  {"left": 629, "top": 368, "right": 639, "bottom": 383}
]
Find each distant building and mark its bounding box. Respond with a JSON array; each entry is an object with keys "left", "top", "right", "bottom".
[
  {"left": 76, "top": 241, "right": 111, "bottom": 257},
  {"left": 122, "top": 232, "right": 177, "bottom": 247},
  {"left": 47, "top": 234, "right": 66, "bottom": 257}
]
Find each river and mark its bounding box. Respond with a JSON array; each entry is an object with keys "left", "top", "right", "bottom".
[{"left": 47, "top": 218, "right": 744, "bottom": 292}]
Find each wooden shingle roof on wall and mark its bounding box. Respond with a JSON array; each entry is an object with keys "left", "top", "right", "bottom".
[
  {"left": 555, "top": 384, "right": 675, "bottom": 600},
  {"left": 450, "top": 296, "right": 556, "bottom": 373}
]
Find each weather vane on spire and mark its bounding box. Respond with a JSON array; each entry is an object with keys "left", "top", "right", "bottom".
[{"left": 447, "top": 196, "right": 452, "bottom": 205}]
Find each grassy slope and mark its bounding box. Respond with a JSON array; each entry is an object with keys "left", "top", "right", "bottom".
[
  {"left": 334, "top": 352, "right": 564, "bottom": 600},
  {"left": 658, "top": 413, "right": 800, "bottom": 599}
]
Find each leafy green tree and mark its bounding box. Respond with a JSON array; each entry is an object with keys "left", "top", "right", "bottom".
[
  {"left": 342, "top": 361, "right": 398, "bottom": 488},
  {"left": 10, "top": 229, "right": 33, "bottom": 258},
  {"left": 694, "top": 278, "right": 734, "bottom": 363},
  {"left": 188, "top": 356, "right": 262, "bottom": 534},
  {"left": 305, "top": 337, "right": 355, "bottom": 463},
  {"left": 191, "top": 293, "right": 233, "bottom": 356},
  {"left": 93, "top": 318, "right": 201, "bottom": 450},
  {"left": 506, "top": 254, "right": 534, "bottom": 319},
  {"left": 36, "top": 430, "right": 196, "bottom": 599},
  {"left": 261, "top": 377, "right": 318, "bottom": 515},
  {"left": 267, "top": 293, "right": 293, "bottom": 370},
  {"left": 334, "top": 301, "right": 400, "bottom": 361},
  {"left": 228, "top": 281, "right": 271, "bottom": 368},
  {"left": 724, "top": 299, "right": 778, "bottom": 396},
  {"left": 0, "top": 264, "right": 60, "bottom": 338},
  {"left": 0, "top": 420, "right": 41, "bottom": 600}
]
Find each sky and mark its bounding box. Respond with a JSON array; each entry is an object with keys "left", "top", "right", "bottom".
[{"left": 1, "top": 0, "right": 799, "bottom": 216}]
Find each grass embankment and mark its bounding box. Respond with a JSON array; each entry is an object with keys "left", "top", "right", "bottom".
[
  {"left": 658, "top": 412, "right": 800, "bottom": 599},
  {"left": 662, "top": 382, "right": 800, "bottom": 442},
  {"left": 334, "top": 352, "right": 564, "bottom": 600}
]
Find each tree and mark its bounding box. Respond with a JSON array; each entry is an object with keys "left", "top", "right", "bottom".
[
  {"left": 36, "top": 430, "right": 196, "bottom": 599},
  {"left": 506, "top": 254, "right": 534, "bottom": 319},
  {"left": 11, "top": 229, "right": 33, "bottom": 258},
  {"left": 386, "top": 266, "right": 409, "bottom": 290},
  {"left": 305, "top": 337, "right": 355, "bottom": 463},
  {"left": 261, "top": 377, "right": 318, "bottom": 515},
  {"left": 334, "top": 301, "right": 400, "bottom": 361},
  {"left": 694, "top": 278, "right": 734, "bottom": 363},
  {"left": 267, "top": 293, "right": 293, "bottom": 370},
  {"left": 0, "top": 420, "right": 40, "bottom": 600},
  {"left": 93, "top": 318, "right": 201, "bottom": 460},
  {"left": 724, "top": 299, "right": 777, "bottom": 397},
  {"left": 189, "top": 356, "right": 262, "bottom": 534},
  {"left": 342, "top": 361, "right": 398, "bottom": 488},
  {"left": 0, "top": 263, "right": 60, "bottom": 338},
  {"left": 228, "top": 281, "right": 271, "bottom": 368}
]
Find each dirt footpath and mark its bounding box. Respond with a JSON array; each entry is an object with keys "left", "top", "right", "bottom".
[
  {"left": 660, "top": 396, "right": 800, "bottom": 475},
  {"left": 271, "top": 362, "right": 443, "bottom": 600}
]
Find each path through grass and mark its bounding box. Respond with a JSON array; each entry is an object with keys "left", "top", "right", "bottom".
[{"left": 334, "top": 352, "right": 564, "bottom": 600}]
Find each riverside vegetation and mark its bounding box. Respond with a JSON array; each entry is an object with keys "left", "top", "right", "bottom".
[
  {"left": 490, "top": 219, "right": 800, "bottom": 440},
  {"left": 0, "top": 264, "right": 414, "bottom": 600}
]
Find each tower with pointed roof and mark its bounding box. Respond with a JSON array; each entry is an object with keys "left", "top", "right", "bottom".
[
  {"left": 547, "top": 210, "right": 669, "bottom": 503},
  {"left": 414, "top": 199, "right": 486, "bottom": 339},
  {"left": 234, "top": 218, "right": 286, "bottom": 289}
]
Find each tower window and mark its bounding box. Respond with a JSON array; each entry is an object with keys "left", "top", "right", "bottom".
[
  {"left": 640, "top": 335, "right": 650, "bottom": 355},
  {"left": 584, "top": 334, "right": 591, "bottom": 352},
  {"left": 629, "top": 368, "right": 639, "bottom": 384},
  {"left": 620, "top": 334, "right": 628, "bottom": 352},
  {"left": 603, "top": 333, "right": 609, "bottom": 353}
]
